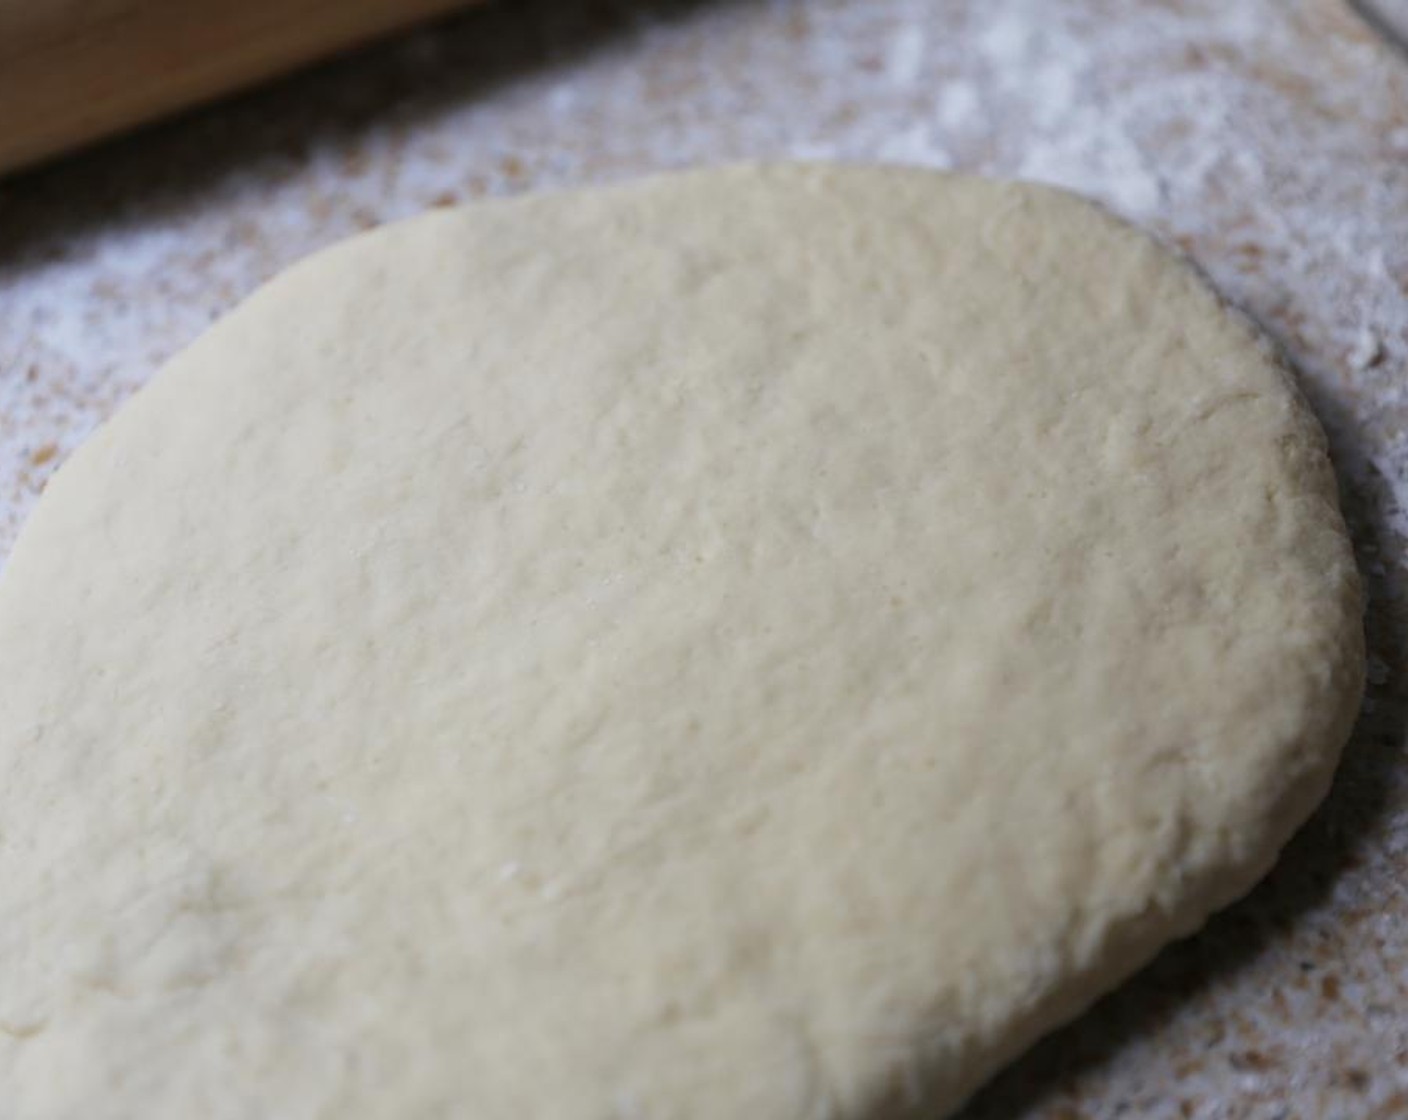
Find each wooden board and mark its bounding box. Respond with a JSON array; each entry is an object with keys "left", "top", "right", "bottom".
[{"left": 0, "top": 0, "right": 474, "bottom": 173}]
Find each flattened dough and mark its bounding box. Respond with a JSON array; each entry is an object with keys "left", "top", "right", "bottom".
[{"left": 0, "top": 165, "right": 1364, "bottom": 1119}]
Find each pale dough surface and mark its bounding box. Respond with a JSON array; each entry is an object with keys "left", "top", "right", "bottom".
[{"left": 0, "top": 165, "right": 1363, "bottom": 1119}]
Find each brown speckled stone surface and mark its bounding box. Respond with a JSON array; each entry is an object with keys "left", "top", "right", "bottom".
[{"left": 1, "top": 1, "right": 1405, "bottom": 1116}]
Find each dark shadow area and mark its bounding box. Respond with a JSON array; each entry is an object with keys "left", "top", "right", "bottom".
[
  {"left": 1350, "top": 0, "right": 1408, "bottom": 59},
  {"left": 962, "top": 375, "right": 1407, "bottom": 1116},
  {"left": 0, "top": 0, "right": 755, "bottom": 274}
]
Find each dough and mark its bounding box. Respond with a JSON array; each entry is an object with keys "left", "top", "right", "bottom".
[{"left": 0, "top": 165, "right": 1363, "bottom": 1119}]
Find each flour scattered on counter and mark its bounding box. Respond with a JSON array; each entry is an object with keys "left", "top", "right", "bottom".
[
  {"left": 878, "top": 121, "right": 951, "bottom": 167},
  {"left": 937, "top": 83, "right": 980, "bottom": 131},
  {"left": 887, "top": 25, "right": 925, "bottom": 85},
  {"left": 1350, "top": 325, "right": 1386, "bottom": 372},
  {"left": 977, "top": 12, "right": 1036, "bottom": 66}
]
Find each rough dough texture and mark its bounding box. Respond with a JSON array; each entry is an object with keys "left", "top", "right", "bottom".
[{"left": 0, "top": 165, "right": 1363, "bottom": 1119}]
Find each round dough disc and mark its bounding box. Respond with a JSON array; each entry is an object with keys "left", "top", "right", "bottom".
[{"left": 0, "top": 165, "right": 1363, "bottom": 1119}]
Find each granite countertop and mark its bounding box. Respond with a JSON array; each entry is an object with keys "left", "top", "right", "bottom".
[{"left": 1, "top": 0, "right": 1405, "bottom": 1115}]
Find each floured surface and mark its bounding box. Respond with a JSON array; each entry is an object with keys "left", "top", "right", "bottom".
[
  {"left": 0, "top": 167, "right": 1365, "bottom": 1117},
  {"left": 0, "top": 1, "right": 1404, "bottom": 1116}
]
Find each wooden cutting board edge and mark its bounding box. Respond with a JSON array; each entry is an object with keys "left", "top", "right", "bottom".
[{"left": 0, "top": 0, "right": 477, "bottom": 176}]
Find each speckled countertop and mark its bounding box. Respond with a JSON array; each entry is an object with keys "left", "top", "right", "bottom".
[{"left": 1, "top": 1, "right": 1405, "bottom": 1115}]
